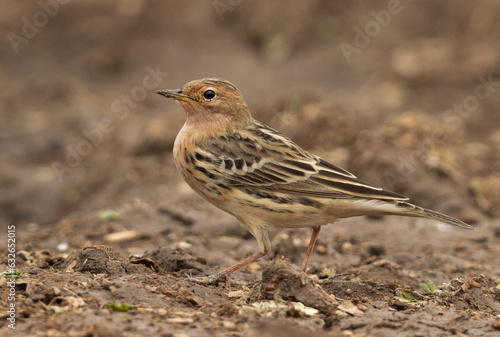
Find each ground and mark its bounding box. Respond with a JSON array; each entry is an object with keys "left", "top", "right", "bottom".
[{"left": 1, "top": 1, "right": 500, "bottom": 336}]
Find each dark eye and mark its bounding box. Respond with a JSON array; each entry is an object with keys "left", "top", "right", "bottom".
[{"left": 203, "top": 89, "right": 216, "bottom": 100}]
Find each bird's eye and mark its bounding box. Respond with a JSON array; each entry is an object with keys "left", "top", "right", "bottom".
[{"left": 203, "top": 89, "right": 216, "bottom": 100}]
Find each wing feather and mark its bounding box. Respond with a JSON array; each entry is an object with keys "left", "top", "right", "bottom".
[{"left": 197, "top": 122, "right": 408, "bottom": 201}]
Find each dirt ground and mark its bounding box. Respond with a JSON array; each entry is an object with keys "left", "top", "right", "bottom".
[{"left": 1, "top": 1, "right": 500, "bottom": 336}]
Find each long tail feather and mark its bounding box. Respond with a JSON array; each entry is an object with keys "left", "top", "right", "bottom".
[
  {"left": 396, "top": 201, "right": 473, "bottom": 230},
  {"left": 419, "top": 207, "right": 473, "bottom": 230}
]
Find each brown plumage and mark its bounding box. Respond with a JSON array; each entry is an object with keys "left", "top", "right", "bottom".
[{"left": 157, "top": 78, "right": 472, "bottom": 284}]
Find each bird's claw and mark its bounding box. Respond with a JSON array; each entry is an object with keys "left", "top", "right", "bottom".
[
  {"left": 182, "top": 273, "right": 226, "bottom": 286},
  {"left": 182, "top": 273, "right": 260, "bottom": 287}
]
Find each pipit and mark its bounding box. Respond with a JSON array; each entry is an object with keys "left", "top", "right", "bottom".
[{"left": 157, "top": 78, "right": 472, "bottom": 284}]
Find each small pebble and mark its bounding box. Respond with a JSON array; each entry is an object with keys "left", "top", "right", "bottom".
[
  {"left": 57, "top": 242, "right": 69, "bottom": 252},
  {"left": 104, "top": 230, "right": 140, "bottom": 243},
  {"left": 316, "top": 245, "right": 327, "bottom": 255},
  {"left": 166, "top": 317, "right": 193, "bottom": 324},
  {"left": 223, "top": 321, "right": 237, "bottom": 331},
  {"left": 248, "top": 262, "right": 262, "bottom": 271},
  {"left": 341, "top": 242, "right": 353, "bottom": 252},
  {"left": 227, "top": 290, "right": 244, "bottom": 298},
  {"left": 292, "top": 237, "right": 303, "bottom": 247},
  {"left": 177, "top": 241, "right": 192, "bottom": 250},
  {"left": 454, "top": 242, "right": 467, "bottom": 252}
]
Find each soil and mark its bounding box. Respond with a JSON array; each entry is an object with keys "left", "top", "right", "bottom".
[{"left": 1, "top": 1, "right": 500, "bottom": 336}]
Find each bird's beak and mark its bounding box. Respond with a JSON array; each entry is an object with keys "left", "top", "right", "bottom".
[{"left": 157, "top": 89, "right": 192, "bottom": 102}]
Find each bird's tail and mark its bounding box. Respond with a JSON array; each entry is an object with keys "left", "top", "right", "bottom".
[{"left": 396, "top": 201, "right": 473, "bottom": 230}]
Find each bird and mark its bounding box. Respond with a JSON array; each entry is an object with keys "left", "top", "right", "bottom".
[{"left": 157, "top": 78, "right": 472, "bottom": 284}]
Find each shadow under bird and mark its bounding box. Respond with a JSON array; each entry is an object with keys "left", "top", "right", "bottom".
[{"left": 157, "top": 78, "right": 472, "bottom": 284}]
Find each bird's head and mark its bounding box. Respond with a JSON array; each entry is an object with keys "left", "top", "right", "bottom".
[{"left": 157, "top": 78, "right": 252, "bottom": 129}]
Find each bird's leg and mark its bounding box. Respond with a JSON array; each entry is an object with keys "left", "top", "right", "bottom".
[
  {"left": 219, "top": 251, "right": 266, "bottom": 276},
  {"left": 185, "top": 251, "right": 266, "bottom": 286},
  {"left": 301, "top": 226, "right": 321, "bottom": 272},
  {"left": 194, "top": 251, "right": 266, "bottom": 285}
]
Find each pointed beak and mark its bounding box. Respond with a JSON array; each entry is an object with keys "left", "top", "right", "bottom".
[{"left": 157, "top": 89, "right": 192, "bottom": 102}]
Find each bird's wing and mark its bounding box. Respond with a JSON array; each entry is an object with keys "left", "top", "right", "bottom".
[{"left": 197, "top": 121, "right": 408, "bottom": 201}]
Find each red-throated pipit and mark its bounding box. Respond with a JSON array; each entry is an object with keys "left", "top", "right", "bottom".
[{"left": 157, "top": 78, "right": 472, "bottom": 284}]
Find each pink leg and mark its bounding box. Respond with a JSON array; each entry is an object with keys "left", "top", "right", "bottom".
[
  {"left": 187, "top": 251, "right": 266, "bottom": 285},
  {"left": 220, "top": 251, "right": 266, "bottom": 276},
  {"left": 301, "top": 226, "right": 321, "bottom": 272}
]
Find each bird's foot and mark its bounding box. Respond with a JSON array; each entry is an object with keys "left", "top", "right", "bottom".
[
  {"left": 182, "top": 273, "right": 226, "bottom": 286},
  {"left": 183, "top": 273, "right": 260, "bottom": 287}
]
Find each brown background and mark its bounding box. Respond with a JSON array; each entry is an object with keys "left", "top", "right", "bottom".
[{"left": 1, "top": 1, "right": 499, "bottom": 336}]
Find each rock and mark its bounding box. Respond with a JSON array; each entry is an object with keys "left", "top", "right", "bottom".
[{"left": 255, "top": 258, "right": 337, "bottom": 315}]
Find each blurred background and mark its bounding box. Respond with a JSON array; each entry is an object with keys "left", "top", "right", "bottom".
[{"left": 1, "top": 0, "right": 500, "bottom": 229}]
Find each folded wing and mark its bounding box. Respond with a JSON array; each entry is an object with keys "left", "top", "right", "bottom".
[{"left": 195, "top": 121, "right": 408, "bottom": 201}]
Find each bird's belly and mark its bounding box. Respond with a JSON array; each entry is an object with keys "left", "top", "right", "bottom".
[{"left": 218, "top": 188, "right": 329, "bottom": 229}]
